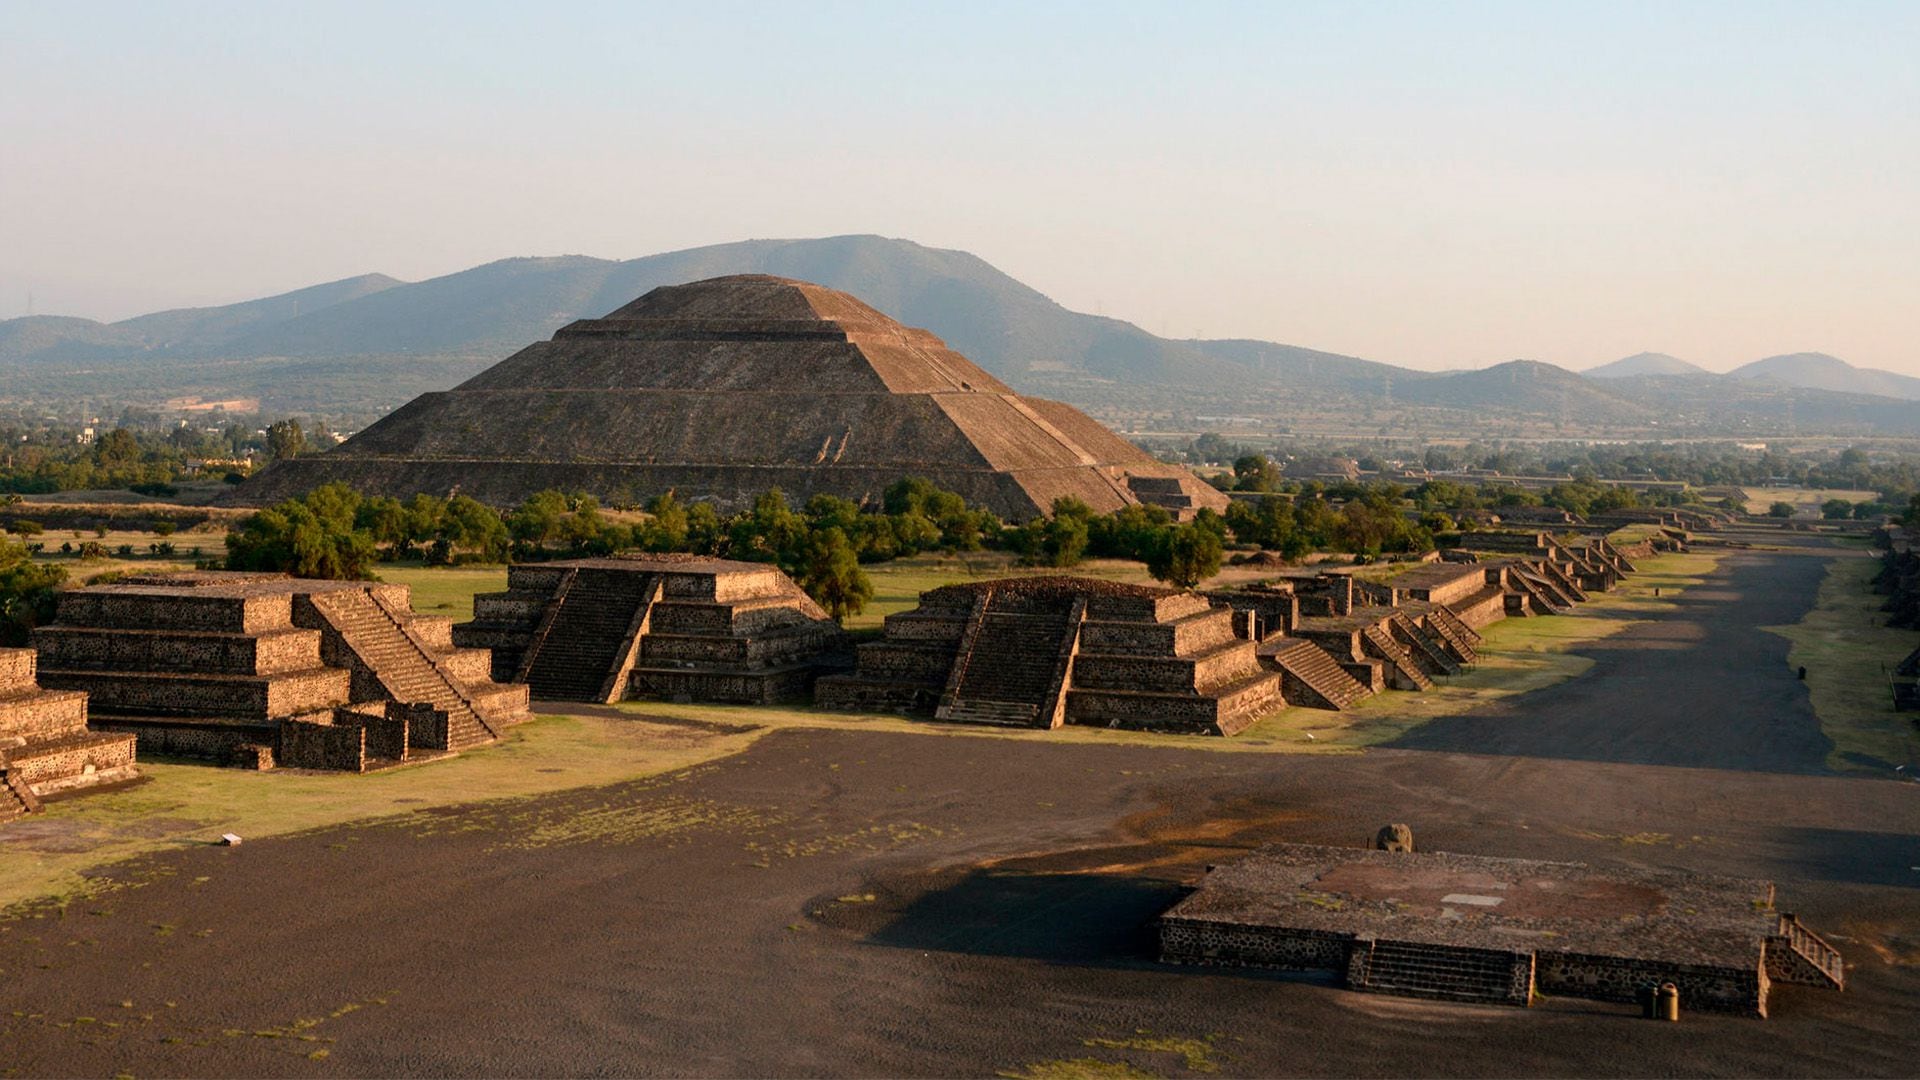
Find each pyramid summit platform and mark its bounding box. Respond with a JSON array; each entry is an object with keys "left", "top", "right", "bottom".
[{"left": 232, "top": 275, "right": 1227, "bottom": 520}]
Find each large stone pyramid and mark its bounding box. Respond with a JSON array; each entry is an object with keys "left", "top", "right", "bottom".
[{"left": 233, "top": 275, "right": 1227, "bottom": 520}]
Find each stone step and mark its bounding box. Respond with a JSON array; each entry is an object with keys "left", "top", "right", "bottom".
[
  {"left": 937, "top": 698, "right": 1043, "bottom": 727},
  {"left": 1264, "top": 638, "right": 1371, "bottom": 710}
]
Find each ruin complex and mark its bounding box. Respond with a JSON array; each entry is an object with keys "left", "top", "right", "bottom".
[
  {"left": 1, "top": 648, "right": 137, "bottom": 821},
  {"left": 817, "top": 577, "right": 1284, "bottom": 735},
  {"left": 821, "top": 531, "right": 1648, "bottom": 730},
  {"left": 453, "top": 555, "right": 848, "bottom": 704},
  {"left": 1159, "top": 842, "right": 1845, "bottom": 1017},
  {"left": 32, "top": 572, "right": 531, "bottom": 771},
  {"left": 231, "top": 275, "right": 1226, "bottom": 521}
]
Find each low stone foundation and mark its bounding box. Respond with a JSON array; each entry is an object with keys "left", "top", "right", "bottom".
[{"left": 1159, "top": 842, "right": 1844, "bottom": 1017}]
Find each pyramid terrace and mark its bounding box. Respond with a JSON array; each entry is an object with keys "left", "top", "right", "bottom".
[
  {"left": 818, "top": 576, "right": 1284, "bottom": 735},
  {"left": 1, "top": 648, "right": 137, "bottom": 821},
  {"left": 453, "top": 555, "right": 848, "bottom": 705},
  {"left": 233, "top": 275, "right": 1227, "bottom": 521},
  {"left": 32, "top": 571, "right": 531, "bottom": 771}
]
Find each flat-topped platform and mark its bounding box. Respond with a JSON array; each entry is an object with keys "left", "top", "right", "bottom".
[
  {"left": 456, "top": 556, "right": 847, "bottom": 704},
  {"left": 1160, "top": 842, "right": 1845, "bottom": 1016},
  {"left": 33, "top": 571, "right": 529, "bottom": 771},
  {"left": 820, "top": 575, "right": 1284, "bottom": 735}
]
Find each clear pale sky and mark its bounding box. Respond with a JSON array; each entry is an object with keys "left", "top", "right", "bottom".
[{"left": 3, "top": 1, "right": 1915, "bottom": 374}]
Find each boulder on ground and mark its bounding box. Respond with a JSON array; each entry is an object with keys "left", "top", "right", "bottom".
[{"left": 1374, "top": 823, "right": 1414, "bottom": 852}]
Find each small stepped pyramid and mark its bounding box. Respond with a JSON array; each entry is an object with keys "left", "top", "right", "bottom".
[
  {"left": 817, "top": 599, "right": 971, "bottom": 714},
  {"left": 1387, "top": 612, "right": 1459, "bottom": 677},
  {"left": 1418, "top": 604, "right": 1481, "bottom": 664},
  {"left": 830, "top": 577, "right": 1286, "bottom": 737},
  {"left": 35, "top": 571, "right": 525, "bottom": 771},
  {"left": 0, "top": 648, "right": 136, "bottom": 820},
  {"left": 1260, "top": 638, "right": 1371, "bottom": 710},
  {"left": 457, "top": 555, "right": 848, "bottom": 705}
]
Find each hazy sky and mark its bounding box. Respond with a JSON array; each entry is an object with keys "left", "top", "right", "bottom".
[{"left": 3, "top": 1, "right": 1915, "bottom": 374}]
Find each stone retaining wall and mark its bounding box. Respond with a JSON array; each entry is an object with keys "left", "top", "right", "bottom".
[{"left": 279, "top": 720, "right": 366, "bottom": 772}]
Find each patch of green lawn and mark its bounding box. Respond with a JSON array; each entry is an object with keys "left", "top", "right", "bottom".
[{"left": 376, "top": 563, "right": 510, "bottom": 622}]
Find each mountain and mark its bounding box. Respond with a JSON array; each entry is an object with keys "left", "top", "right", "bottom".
[
  {"left": 0, "top": 274, "right": 403, "bottom": 365},
  {"left": 114, "top": 273, "right": 403, "bottom": 353},
  {"left": 1584, "top": 352, "right": 1711, "bottom": 379},
  {"left": 4, "top": 235, "right": 1917, "bottom": 436},
  {"left": 1728, "top": 352, "right": 1920, "bottom": 401},
  {"left": 1391, "top": 359, "right": 1651, "bottom": 418}
]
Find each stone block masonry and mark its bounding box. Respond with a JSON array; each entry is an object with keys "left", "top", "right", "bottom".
[
  {"left": 229, "top": 275, "right": 1228, "bottom": 521},
  {"left": 455, "top": 554, "right": 850, "bottom": 706},
  {"left": 33, "top": 571, "right": 529, "bottom": 771},
  {"left": 0, "top": 647, "right": 137, "bottom": 821},
  {"left": 1159, "top": 842, "right": 1845, "bottom": 1017},
  {"left": 819, "top": 576, "right": 1286, "bottom": 736}
]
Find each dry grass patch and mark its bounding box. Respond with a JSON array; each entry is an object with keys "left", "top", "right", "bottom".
[
  {"left": 1764, "top": 555, "right": 1920, "bottom": 773},
  {"left": 0, "top": 712, "right": 760, "bottom": 912}
]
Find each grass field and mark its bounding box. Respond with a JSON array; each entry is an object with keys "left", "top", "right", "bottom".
[
  {"left": 1742, "top": 486, "right": 1879, "bottom": 517},
  {"left": 0, "top": 713, "right": 762, "bottom": 913},
  {"left": 1765, "top": 555, "right": 1920, "bottom": 773},
  {"left": 378, "top": 563, "right": 511, "bottom": 622}
]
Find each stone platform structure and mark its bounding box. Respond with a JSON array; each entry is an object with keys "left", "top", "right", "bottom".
[
  {"left": 453, "top": 555, "right": 848, "bottom": 705},
  {"left": 32, "top": 572, "right": 531, "bottom": 771},
  {"left": 1159, "top": 842, "right": 1845, "bottom": 1017},
  {"left": 817, "top": 576, "right": 1284, "bottom": 736},
  {"left": 230, "top": 275, "right": 1227, "bottom": 521},
  {"left": 1, "top": 648, "right": 137, "bottom": 820}
]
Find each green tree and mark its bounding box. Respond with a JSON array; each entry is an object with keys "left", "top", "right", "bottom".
[
  {"left": 1145, "top": 522, "right": 1224, "bottom": 589},
  {"left": 225, "top": 483, "right": 376, "bottom": 580},
  {"left": 1233, "top": 454, "right": 1282, "bottom": 492},
  {"left": 1820, "top": 498, "right": 1853, "bottom": 520},
  {"left": 729, "top": 489, "right": 808, "bottom": 565},
  {"left": 794, "top": 527, "right": 873, "bottom": 622},
  {"left": 508, "top": 489, "right": 571, "bottom": 545},
  {"left": 0, "top": 536, "right": 66, "bottom": 646},
  {"left": 441, "top": 495, "right": 509, "bottom": 561},
  {"left": 93, "top": 428, "right": 140, "bottom": 468},
  {"left": 685, "top": 502, "right": 724, "bottom": 555},
  {"left": 641, "top": 492, "right": 691, "bottom": 551},
  {"left": 265, "top": 419, "right": 307, "bottom": 462},
  {"left": 1768, "top": 501, "right": 1797, "bottom": 518},
  {"left": 356, "top": 495, "right": 413, "bottom": 553}
]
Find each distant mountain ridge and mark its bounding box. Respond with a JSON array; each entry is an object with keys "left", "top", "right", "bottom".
[
  {"left": 1584, "top": 352, "right": 1711, "bottom": 379},
  {"left": 1728, "top": 352, "right": 1920, "bottom": 401},
  {"left": 2, "top": 234, "right": 1916, "bottom": 431}
]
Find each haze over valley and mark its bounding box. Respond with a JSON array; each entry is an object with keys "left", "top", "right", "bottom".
[{"left": 5, "top": 235, "right": 1916, "bottom": 438}]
